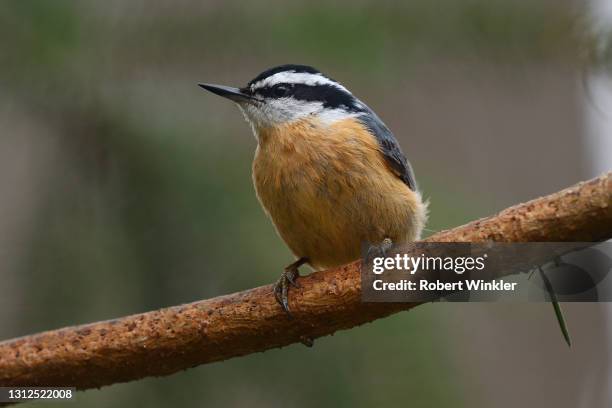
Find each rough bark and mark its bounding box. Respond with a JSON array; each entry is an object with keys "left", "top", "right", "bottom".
[{"left": 0, "top": 172, "right": 610, "bottom": 390}]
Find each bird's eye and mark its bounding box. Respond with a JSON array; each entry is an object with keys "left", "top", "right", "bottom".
[{"left": 272, "top": 84, "right": 291, "bottom": 98}]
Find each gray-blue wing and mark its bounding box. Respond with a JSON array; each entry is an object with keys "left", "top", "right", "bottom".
[{"left": 357, "top": 109, "right": 417, "bottom": 191}]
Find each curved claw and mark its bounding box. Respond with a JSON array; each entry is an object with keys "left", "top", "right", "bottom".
[
  {"left": 380, "top": 238, "right": 393, "bottom": 256},
  {"left": 285, "top": 268, "right": 301, "bottom": 288},
  {"left": 366, "top": 238, "right": 394, "bottom": 262},
  {"left": 274, "top": 277, "right": 292, "bottom": 317},
  {"left": 274, "top": 258, "right": 307, "bottom": 316},
  {"left": 273, "top": 283, "right": 283, "bottom": 307}
]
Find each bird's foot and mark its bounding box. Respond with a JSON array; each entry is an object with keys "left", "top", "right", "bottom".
[
  {"left": 274, "top": 257, "right": 308, "bottom": 316},
  {"left": 366, "top": 237, "right": 393, "bottom": 262}
]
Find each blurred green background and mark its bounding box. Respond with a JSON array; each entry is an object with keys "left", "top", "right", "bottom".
[{"left": 1, "top": 0, "right": 611, "bottom": 407}]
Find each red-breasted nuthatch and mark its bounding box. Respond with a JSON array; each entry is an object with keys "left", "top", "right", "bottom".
[{"left": 200, "top": 65, "right": 427, "bottom": 315}]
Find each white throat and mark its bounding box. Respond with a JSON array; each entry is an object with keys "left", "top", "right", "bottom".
[{"left": 237, "top": 99, "right": 358, "bottom": 134}]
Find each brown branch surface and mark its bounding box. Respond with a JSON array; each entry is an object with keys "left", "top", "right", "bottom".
[{"left": 0, "top": 172, "right": 610, "bottom": 389}]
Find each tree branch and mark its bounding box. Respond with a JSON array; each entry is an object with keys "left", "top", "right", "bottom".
[{"left": 0, "top": 172, "right": 610, "bottom": 390}]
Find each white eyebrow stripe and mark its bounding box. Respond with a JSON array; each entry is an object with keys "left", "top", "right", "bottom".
[{"left": 251, "top": 72, "right": 350, "bottom": 93}]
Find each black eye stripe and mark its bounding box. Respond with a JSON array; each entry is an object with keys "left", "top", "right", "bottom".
[
  {"left": 254, "top": 83, "right": 365, "bottom": 112},
  {"left": 255, "top": 83, "right": 292, "bottom": 98},
  {"left": 293, "top": 84, "right": 356, "bottom": 110}
]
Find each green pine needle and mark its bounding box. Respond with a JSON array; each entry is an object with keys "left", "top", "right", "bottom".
[{"left": 538, "top": 267, "right": 571, "bottom": 347}]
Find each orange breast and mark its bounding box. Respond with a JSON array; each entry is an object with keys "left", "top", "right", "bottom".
[{"left": 252, "top": 117, "right": 426, "bottom": 269}]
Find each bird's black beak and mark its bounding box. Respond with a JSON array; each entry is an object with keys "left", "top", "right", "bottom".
[{"left": 198, "top": 83, "right": 253, "bottom": 103}]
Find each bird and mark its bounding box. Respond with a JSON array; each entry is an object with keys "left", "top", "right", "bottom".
[{"left": 199, "top": 64, "right": 427, "bottom": 315}]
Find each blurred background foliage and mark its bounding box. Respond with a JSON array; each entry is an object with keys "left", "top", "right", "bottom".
[{"left": 0, "top": 0, "right": 611, "bottom": 407}]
